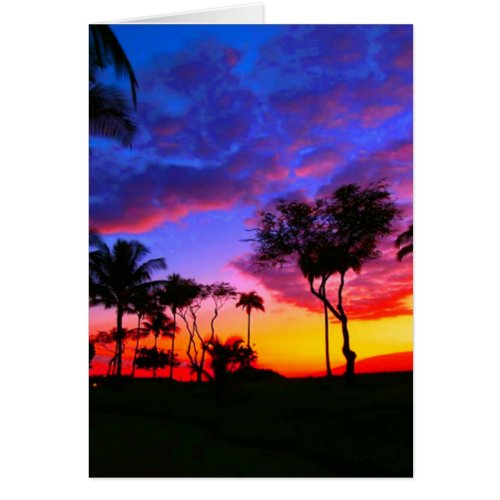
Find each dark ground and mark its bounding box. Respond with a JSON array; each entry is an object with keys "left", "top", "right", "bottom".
[{"left": 89, "top": 372, "right": 413, "bottom": 477}]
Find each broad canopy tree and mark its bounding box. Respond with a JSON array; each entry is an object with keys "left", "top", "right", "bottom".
[{"left": 251, "top": 182, "right": 400, "bottom": 379}]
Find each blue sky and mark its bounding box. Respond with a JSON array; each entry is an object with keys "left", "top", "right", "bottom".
[{"left": 90, "top": 24, "right": 412, "bottom": 321}]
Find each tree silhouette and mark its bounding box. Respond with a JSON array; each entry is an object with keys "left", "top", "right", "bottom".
[
  {"left": 252, "top": 182, "right": 399, "bottom": 379},
  {"left": 200, "top": 283, "right": 238, "bottom": 377},
  {"left": 298, "top": 251, "right": 334, "bottom": 377},
  {"left": 205, "top": 336, "right": 257, "bottom": 383},
  {"left": 134, "top": 348, "right": 179, "bottom": 374},
  {"left": 160, "top": 273, "right": 195, "bottom": 381},
  {"left": 395, "top": 224, "right": 413, "bottom": 261},
  {"left": 174, "top": 278, "right": 209, "bottom": 382},
  {"left": 89, "top": 341, "right": 96, "bottom": 368},
  {"left": 235, "top": 291, "right": 265, "bottom": 348},
  {"left": 251, "top": 198, "right": 335, "bottom": 377},
  {"left": 129, "top": 290, "right": 162, "bottom": 378},
  {"left": 89, "top": 25, "right": 138, "bottom": 146},
  {"left": 142, "top": 310, "right": 176, "bottom": 378},
  {"left": 89, "top": 239, "right": 166, "bottom": 377},
  {"left": 91, "top": 327, "right": 134, "bottom": 376}
]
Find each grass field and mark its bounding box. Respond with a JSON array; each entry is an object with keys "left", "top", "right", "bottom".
[{"left": 89, "top": 372, "right": 413, "bottom": 477}]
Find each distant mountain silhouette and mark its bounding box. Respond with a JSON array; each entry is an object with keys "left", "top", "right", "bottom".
[
  {"left": 332, "top": 351, "right": 413, "bottom": 375},
  {"left": 90, "top": 352, "right": 413, "bottom": 379}
]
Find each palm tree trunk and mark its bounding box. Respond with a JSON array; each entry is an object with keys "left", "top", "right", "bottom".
[
  {"left": 131, "top": 314, "right": 141, "bottom": 378},
  {"left": 116, "top": 306, "right": 123, "bottom": 377},
  {"left": 169, "top": 312, "right": 176, "bottom": 380},
  {"left": 153, "top": 334, "right": 158, "bottom": 378},
  {"left": 324, "top": 301, "right": 332, "bottom": 378},
  {"left": 247, "top": 311, "right": 251, "bottom": 348}
]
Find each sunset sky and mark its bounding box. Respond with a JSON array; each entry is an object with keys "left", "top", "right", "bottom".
[{"left": 89, "top": 24, "right": 413, "bottom": 378}]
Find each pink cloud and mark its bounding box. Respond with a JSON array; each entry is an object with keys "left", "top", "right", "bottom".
[
  {"left": 295, "top": 148, "right": 344, "bottom": 178},
  {"left": 231, "top": 237, "right": 412, "bottom": 321},
  {"left": 91, "top": 164, "right": 265, "bottom": 234},
  {"left": 359, "top": 104, "right": 404, "bottom": 128},
  {"left": 317, "top": 140, "right": 413, "bottom": 211}
]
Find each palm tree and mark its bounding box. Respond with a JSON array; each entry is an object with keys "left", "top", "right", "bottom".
[
  {"left": 235, "top": 291, "right": 265, "bottom": 348},
  {"left": 89, "top": 25, "right": 138, "bottom": 146},
  {"left": 89, "top": 239, "right": 167, "bottom": 377},
  {"left": 142, "top": 311, "right": 175, "bottom": 378},
  {"left": 205, "top": 336, "right": 256, "bottom": 383},
  {"left": 395, "top": 224, "right": 413, "bottom": 261}
]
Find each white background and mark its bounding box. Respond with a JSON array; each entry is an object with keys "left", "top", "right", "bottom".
[{"left": 1, "top": 0, "right": 499, "bottom": 498}]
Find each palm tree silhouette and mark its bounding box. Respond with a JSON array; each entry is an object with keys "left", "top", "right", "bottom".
[
  {"left": 89, "top": 239, "right": 166, "bottom": 377},
  {"left": 89, "top": 25, "right": 138, "bottom": 146},
  {"left": 395, "top": 224, "right": 413, "bottom": 261},
  {"left": 205, "top": 336, "right": 256, "bottom": 383},
  {"left": 235, "top": 291, "right": 265, "bottom": 348},
  {"left": 142, "top": 310, "right": 175, "bottom": 378}
]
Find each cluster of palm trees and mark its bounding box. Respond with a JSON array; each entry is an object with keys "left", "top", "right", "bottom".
[
  {"left": 89, "top": 218, "right": 410, "bottom": 381},
  {"left": 89, "top": 232, "right": 265, "bottom": 380}
]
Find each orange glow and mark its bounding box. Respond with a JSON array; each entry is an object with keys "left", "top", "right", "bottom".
[{"left": 90, "top": 292, "right": 413, "bottom": 379}]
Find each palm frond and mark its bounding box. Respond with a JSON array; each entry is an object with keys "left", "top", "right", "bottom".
[
  {"left": 397, "top": 244, "right": 413, "bottom": 262},
  {"left": 89, "top": 25, "right": 138, "bottom": 106},
  {"left": 89, "top": 84, "right": 137, "bottom": 146},
  {"left": 395, "top": 224, "right": 413, "bottom": 248}
]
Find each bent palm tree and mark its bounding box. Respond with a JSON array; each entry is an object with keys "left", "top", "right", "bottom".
[
  {"left": 235, "top": 291, "right": 265, "bottom": 348},
  {"left": 395, "top": 224, "right": 413, "bottom": 261},
  {"left": 89, "top": 239, "right": 167, "bottom": 377},
  {"left": 89, "top": 25, "right": 138, "bottom": 146}
]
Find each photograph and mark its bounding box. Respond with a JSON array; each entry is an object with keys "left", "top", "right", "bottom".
[{"left": 89, "top": 23, "right": 413, "bottom": 477}]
